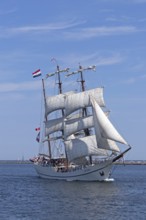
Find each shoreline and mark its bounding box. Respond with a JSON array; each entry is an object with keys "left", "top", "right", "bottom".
[
  {"left": 114, "top": 160, "right": 146, "bottom": 165},
  {"left": 0, "top": 160, "right": 31, "bottom": 164}
]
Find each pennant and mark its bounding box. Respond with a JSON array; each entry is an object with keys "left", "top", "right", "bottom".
[
  {"left": 36, "top": 132, "right": 40, "bottom": 142},
  {"left": 51, "top": 57, "right": 56, "bottom": 63},
  {"left": 32, "top": 69, "right": 41, "bottom": 78}
]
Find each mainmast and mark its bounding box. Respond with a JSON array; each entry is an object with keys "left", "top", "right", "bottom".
[
  {"left": 66, "top": 64, "right": 96, "bottom": 93},
  {"left": 78, "top": 64, "right": 85, "bottom": 92},
  {"left": 56, "top": 65, "right": 62, "bottom": 94},
  {"left": 66, "top": 64, "right": 96, "bottom": 163},
  {"left": 66, "top": 64, "right": 96, "bottom": 122}
]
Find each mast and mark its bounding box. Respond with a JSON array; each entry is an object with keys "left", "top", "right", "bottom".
[
  {"left": 46, "top": 64, "right": 69, "bottom": 112},
  {"left": 79, "top": 64, "right": 85, "bottom": 92},
  {"left": 67, "top": 64, "right": 96, "bottom": 131},
  {"left": 66, "top": 64, "right": 96, "bottom": 106},
  {"left": 46, "top": 63, "right": 69, "bottom": 160},
  {"left": 42, "top": 78, "right": 52, "bottom": 158},
  {"left": 56, "top": 65, "right": 64, "bottom": 117},
  {"left": 78, "top": 65, "right": 90, "bottom": 135},
  {"left": 56, "top": 65, "right": 62, "bottom": 94},
  {"left": 66, "top": 64, "right": 96, "bottom": 164},
  {"left": 66, "top": 64, "right": 96, "bottom": 93}
]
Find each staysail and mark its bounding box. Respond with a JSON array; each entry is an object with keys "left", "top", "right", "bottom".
[{"left": 90, "top": 96, "right": 128, "bottom": 145}]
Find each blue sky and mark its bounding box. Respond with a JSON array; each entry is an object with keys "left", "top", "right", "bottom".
[{"left": 0, "top": 0, "right": 146, "bottom": 160}]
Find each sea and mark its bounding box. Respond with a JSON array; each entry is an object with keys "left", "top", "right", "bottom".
[{"left": 0, "top": 163, "right": 146, "bottom": 220}]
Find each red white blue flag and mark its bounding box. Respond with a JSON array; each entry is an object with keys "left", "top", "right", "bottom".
[{"left": 32, "top": 69, "right": 41, "bottom": 78}]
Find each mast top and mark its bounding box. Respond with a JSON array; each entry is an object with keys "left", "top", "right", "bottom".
[
  {"left": 45, "top": 63, "right": 70, "bottom": 94},
  {"left": 46, "top": 66, "right": 70, "bottom": 79},
  {"left": 66, "top": 65, "right": 96, "bottom": 77}
]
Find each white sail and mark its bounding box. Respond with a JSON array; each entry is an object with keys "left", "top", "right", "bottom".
[
  {"left": 45, "top": 91, "right": 75, "bottom": 116},
  {"left": 65, "top": 88, "right": 105, "bottom": 116},
  {"left": 107, "top": 139, "right": 120, "bottom": 152},
  {"left": 45, "top": 110, "right": 109, "bottom": 137},
  {"left": 65, "top": 115, "right": 93, "bottom": 138},
  {"left": 45, "top": 113, "right": 82, "bottom": 136},
  {"left": 45, "top": 117, "right": 64, "bottom": 136},
  {"left": 97, "top": 137, "right": 120, "bottom": 152},
  {"left": 90, "top": 96, "right": 128, "bottom": 145},
  {"left": 65, "top": 111, "right": 109, "bottom": 138},
  {"left": 65, "top": 135, "right": 108, "bottom": 162}
]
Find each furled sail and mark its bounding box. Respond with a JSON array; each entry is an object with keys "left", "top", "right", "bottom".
[
  {"left": 64, "top": 135, "right": 108, "bottom": 162},
  {"left": 45, "top": 91, "right": 75, "bottom": 116},
  {"left": 90, "top": 96, "right": 128, "bottom": 145},
  {"left": 65, "top": 88, "right": 105, "bottom": 116}
]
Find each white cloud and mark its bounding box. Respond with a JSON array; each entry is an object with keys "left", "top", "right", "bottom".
[
  {"left": 124, "top": 78, "right": 136, "bottom": 84},
  {"left": 96, "top": 54, "right": 123, "bottom": 66},
  {"left": 100, "top": 0, "right": 146, "bottom": 3},
  {"left": 0, "top": 8, "right": 17, "bottom": 16},
  {"left": 59, "top": 52, "right": 123, "bottom": 68},
  {"left": 122, "top": 73, "right": 146, "bottom": 85},
  {"left": 0, "top": 19, "right": 142, "bottom": 41},
  {"left": 140, "top": 74, "right": 146, "bottom": 79},
  {"left": 0, "top": 20, "right": 85, "bottom": 38},
  {"left": 132, "top": 0, "right": 146, "bottom": 3},
  {"left": 0, "top": 81, "right": 42, "bottom": 93},
  {"left": 64, "top": 26, "right": 140, "bottom": 40}
]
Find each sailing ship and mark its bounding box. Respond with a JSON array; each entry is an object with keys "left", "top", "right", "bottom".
[{"left": 31, "top": 64, "right": 131, "bottom": 181}]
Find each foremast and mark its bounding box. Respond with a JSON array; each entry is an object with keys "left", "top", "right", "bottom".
[
  {"left": 42, "top": 78, "right": 52, "bottom": 158},
  {"left": 45, "top": 64, "right": 69, "bottom": 159}
]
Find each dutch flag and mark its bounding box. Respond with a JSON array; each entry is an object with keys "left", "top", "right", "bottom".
[{"left": 32, "top": 69, "right": 41, "bottom": 78}]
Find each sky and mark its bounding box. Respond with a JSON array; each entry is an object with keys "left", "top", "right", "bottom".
[{"left": 0, "top": 0, "right": 146, "bottom": 160}]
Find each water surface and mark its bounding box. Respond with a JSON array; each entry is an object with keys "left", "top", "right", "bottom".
[{"left": 0, "top": 164, "right": 145, "bottom": 220}]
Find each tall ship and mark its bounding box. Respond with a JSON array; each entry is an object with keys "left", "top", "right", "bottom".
[{"left": 31, "top": 64, "right": 131, "bottom": 181}]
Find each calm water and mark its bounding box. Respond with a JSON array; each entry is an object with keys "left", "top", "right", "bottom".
[{"left": 0, "top": 164, "right": 146, "bottom": 220}]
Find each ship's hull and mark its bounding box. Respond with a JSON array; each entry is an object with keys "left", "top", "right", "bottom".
[{"left": 33, "top": 159, "right": 113, "bottom": 181}]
